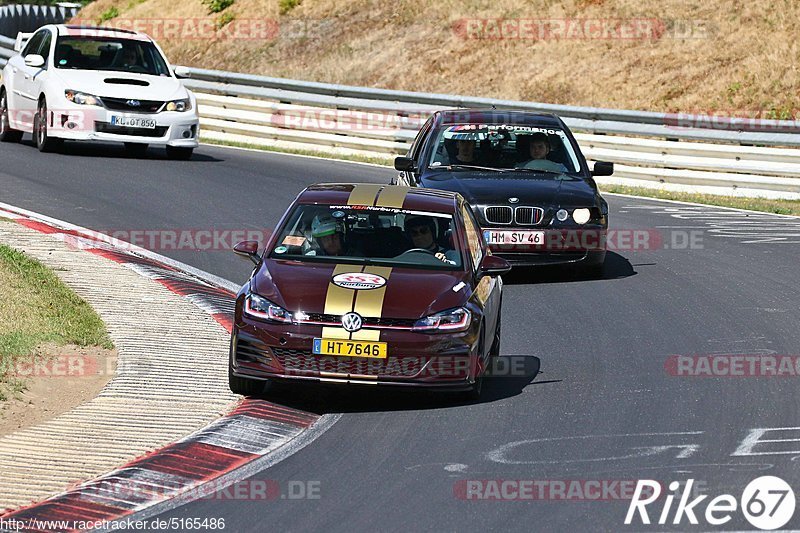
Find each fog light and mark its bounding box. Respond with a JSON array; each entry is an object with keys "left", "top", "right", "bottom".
[
  {"left": 182, "top": 130, "right": 191, "bottom": 138},
  {"left": 556, "top": 209, "right": 569, "bottom": 222},
  {"left": 67, "top": 122, "right": 77, "bottom": 130}
]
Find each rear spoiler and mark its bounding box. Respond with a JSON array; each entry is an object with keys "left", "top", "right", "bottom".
[{"left": 14, "top": 32, "right": 34, "bottom": 53}]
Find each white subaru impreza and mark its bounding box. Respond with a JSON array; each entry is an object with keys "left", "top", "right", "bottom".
[{"left": 0, "top": 25, "right": 199, "bottom": 159}]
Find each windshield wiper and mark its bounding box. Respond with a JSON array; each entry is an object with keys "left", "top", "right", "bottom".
[
  {"left": 432, "top": 164, "right": 508, "bottom": 172},
  {"left": 512, "top": 168, "right": 565, "bottom": 175}
]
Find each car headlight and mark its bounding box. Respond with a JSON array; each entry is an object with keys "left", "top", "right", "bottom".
[
  {"left": 412, "top": 307, "right": 471, "bottom": 333},
  {"left": 165, "top": 98, "right": 191, "bottom": 112},
  {"left": 244, "top": 293, "right": 292, "bottom": 323},
  {"left": 556, "top": 209, "right": 569, "bottom": 222},
  {"left": 65, "top": 90, "right": 100, "bottom": 106},
  {"left": 573, "top": 208, "right": 591, "bottom": 225}
]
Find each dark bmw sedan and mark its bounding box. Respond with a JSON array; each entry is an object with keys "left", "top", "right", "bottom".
[
  {"left": 229, "top": 184, "right": 510, "bottom": 399},
  {"left": 393, "top": 110, "right": 614, "bottom": 274}
]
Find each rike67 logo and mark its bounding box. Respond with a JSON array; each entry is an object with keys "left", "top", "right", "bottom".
[{"left": 625, "top": 476, "right": 796, "bottom": 530}]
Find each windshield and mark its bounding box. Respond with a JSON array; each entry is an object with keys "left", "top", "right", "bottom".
[
  {"left": 270, "top": 204, "right": 463, "bottom": 270},
  {"left": 426, "top": 124, "right": 582, "bottom": 175},
  {"left": 54, "top": 37, "right": 171, "bottom": 76}
]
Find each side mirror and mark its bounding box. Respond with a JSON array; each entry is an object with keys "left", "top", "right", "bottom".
[
  {"left": 591, "top": 161, "right": 614, "bottom": 177},
  {"left": 24, "top": 54, "right": 45, "bottom": 68},
  {"left": 173, "top": 66, "right": 191, "bottom": 78},
  {"left": 394, "top": 156, "right": 415, "bottom": 172},
  {"left": 233, "top": 240, "right": 261, "bottom": 265},
  {"left": 478, "top": 254, "right": 511, "bottom": 277}
]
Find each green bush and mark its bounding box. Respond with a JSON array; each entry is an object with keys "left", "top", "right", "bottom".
[
  {"left": 279, "top": 0, "right": 301, "bottom": 15},
  {"left": 98, "top": 6, "right": 119, "bottom": 23},
  {"left": 202, "top": 0, "right": 234, "bottom": 14}
]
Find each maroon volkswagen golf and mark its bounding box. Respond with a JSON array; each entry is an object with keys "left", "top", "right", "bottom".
[{"left": 229, "top": 183, "right": 510, "bottom": 399}]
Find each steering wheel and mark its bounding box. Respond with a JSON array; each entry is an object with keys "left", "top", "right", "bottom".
[{"left": 396, "top": 248, "right": 437, "bottom": 257}]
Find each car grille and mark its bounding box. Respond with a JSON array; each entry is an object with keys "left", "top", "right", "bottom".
[
  {"left": 301, "top": 313, "right": 416, "bottom": 329},
  {"left": 271, "top": 348, "right": 422, "bottom": 377},
  {"left": 484, "top": 206, "right": 513, "bottom": 224},
  {"left": 515, "top": 206, "right": 544, "bottom": 225},
  {"left": 101, "top": 97, "right": 164, "bottom": 113},
  {"left": 95, "top": 122, "right": 168, "bottom": 137}
]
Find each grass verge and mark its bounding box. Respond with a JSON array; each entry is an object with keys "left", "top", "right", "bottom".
[
  {"left": 0, "top": 244, "right": 113, "bottom": 401},
  {"left": 600, "top": 185, "right": 800, "bottom": 216}
]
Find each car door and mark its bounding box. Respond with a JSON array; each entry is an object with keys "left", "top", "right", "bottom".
[
  {"left": 27, "top": 30, "right": 52, "bottom": 115},
  {"left": 460, "top": 202, "right": 501, "bottom": 351},
  {"left": 396, "top": 115, "right": 434, "bottom": 186},
  {"left": 12, "top": 29, "right": 48, "bottom": 126}
]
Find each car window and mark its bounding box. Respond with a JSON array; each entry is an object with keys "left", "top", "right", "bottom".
[
  {"left": 460, "top": 204, "right": 483, "bottom": 270},
  {"left": 36, "top": 32, "right": 52, "bottom": 67},
  {"left": 21, "top": 30, "right": 45, "bottom": 57},
  {"left": 54, "top": 36, "right": 170, "bottom": 76},
  {"left": 427, "top": 123, "right": 582, "bottom": 175},
  {"left": 410, "top": 115, "right": 434, "bottom": 161},
  {"left": 269, "top": 204, "right": 463, "bottom": 270}
]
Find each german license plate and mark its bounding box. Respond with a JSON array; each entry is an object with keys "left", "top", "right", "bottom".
[
  {"left": 110, "top": 115, "right": 156, "bottom": 129},
  {"left": 312, "top": 338, "right": 387, "bottom": 359},
  {"left": 483, "top": 230, "right": 545, "bottom": 245}
]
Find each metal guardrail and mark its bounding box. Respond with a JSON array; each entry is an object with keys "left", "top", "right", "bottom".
[{"left": 1, "top": 32, "right": 799, "bottom": 197}]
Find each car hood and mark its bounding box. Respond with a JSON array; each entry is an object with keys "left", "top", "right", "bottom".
[
  {"left": 422, "top": 171, "right": 598, "bottom": 207},
  {"left": 52, "top": 70, "right": 187, "bottom": 100},
  {"left": 252, "top": 259, "right": 471, "bottom": 320}
]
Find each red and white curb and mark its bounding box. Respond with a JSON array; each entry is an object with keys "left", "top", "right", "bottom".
[{"left": 0, "top": 203, "right": 339, "bottom": 532}]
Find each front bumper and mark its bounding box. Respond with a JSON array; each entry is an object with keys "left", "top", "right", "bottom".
[
  {"left": 229, "top": 317, "right": 481, "bottom": 390},
  {"left": 483, "top": 226, "right": 607, "bottom": 266},
  {"left": 47, "top": 105, "right": 199, "bottom": 147}
]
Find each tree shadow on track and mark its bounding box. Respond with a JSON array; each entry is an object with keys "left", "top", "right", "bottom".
[
  {"left": 502, "top": 251, "right": 636, "bottom": 286},
  {"left": 255, "top": 355, "right": 547, "bottom": 414},
  {"left": 19, "top": 139, "right": 222, "bottom": 162}
]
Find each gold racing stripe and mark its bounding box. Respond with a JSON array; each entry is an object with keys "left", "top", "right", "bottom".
[
  {"left": 351, "top": 266, "right": 392, "bottom": 341},
  {"left": 375, "top": 186, "right": 410, "bottom": 208},
  {"left": 323, "top": 264, "right": 362, "bottom": 339},
  {"left": 347, "top": 184, "right": 383, "bottom": 206}
]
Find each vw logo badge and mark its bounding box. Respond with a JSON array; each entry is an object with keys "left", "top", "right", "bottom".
[
  {"left": 126, "top": 99, "right": 141, "bottom": 107},
  {"left": 341, "top": 312, "right": 363, "bottom": 332},
  {"left": 509, "top": 197, "right": 520, "bottom": 204}
]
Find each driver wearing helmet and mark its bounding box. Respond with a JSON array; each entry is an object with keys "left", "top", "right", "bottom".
[
  {"left": 404, "top": 215, "right": 458, "bottom": 265},
  {"left": 308, "top": 215, "right": 358, "bottom": 256}
]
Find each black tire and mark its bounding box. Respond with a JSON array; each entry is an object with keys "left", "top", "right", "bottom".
[
  {"left": 34, "top": 99, "right": 62, "bottom": 153},
  {"left": 0, "top": 90, "right": 23, "bottom": 143},
  {"left": 124, "top": 142, "right": 149, "bottom": 157},
  {"left": 166, "top": 146, "right": 193, "bottom": 160},
  {"left": 463, "top": 327, "right": 486, "bottom": 401},
  {"left": 228, "top": 366, "right": 266, "bottom": 396}
]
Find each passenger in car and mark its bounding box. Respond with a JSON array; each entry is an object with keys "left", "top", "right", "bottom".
[
  {"left": 404, "top": 215, "right": 457, "bottom": 265},
  {"left": 516, "top": 132, "right": 568, "bottom": 172}
]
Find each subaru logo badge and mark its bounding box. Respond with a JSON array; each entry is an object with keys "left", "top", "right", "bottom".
[
  {"left": 341, "top": 312, "right": 363, "bottom": 332},
  {"left": 126, "top": 100, "right": 141, "bottom": 107},
  {"left": 509, "top": 197, "right": 520, "bottom": 204}
]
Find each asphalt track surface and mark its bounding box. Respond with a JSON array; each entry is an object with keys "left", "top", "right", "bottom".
[{"left": 2, "top": 140, "right": 800, "bottom": 531}]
